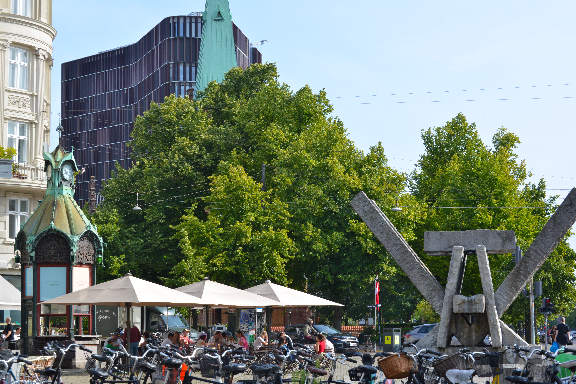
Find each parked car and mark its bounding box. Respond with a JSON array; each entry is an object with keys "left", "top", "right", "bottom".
[
  {"left": 285, "top": 324, "right": 359, "bottom": 352},
  {"left": 403, "top": 324, "right": 436, "bottom": 345}
]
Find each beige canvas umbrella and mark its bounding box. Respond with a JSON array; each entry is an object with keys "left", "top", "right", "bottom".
[
  {"left": 245, "top": 280, "right": 343, "bottom": 307},
  {"left": 177, "top": 278, "right": 279, "bottom": 308},
  {"left": 0, "top": 275, "right": 21, "bottom": 311},
  {"left": 42, "top": 273, "right": 205, "bottom": 345}
]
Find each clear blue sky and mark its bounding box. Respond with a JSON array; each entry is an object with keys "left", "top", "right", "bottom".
[{"left": 51, "top": 0, "right": 576, "bottom": 236}]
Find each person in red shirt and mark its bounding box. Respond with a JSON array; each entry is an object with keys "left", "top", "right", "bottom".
[
  {"left": 314, "top": 334, "right": 326, "bottom": 354},
  {"left": 123, "top": 322, "right": 141, "bottom": 355}
]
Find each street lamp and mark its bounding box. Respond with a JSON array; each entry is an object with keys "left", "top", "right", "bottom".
[{"left": 133, "top": 192, "right": 142, "bottom": 211}]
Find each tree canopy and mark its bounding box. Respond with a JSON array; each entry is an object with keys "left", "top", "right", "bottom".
[{"left": 91, "top": 65, "right": 576, "bottom": 327}]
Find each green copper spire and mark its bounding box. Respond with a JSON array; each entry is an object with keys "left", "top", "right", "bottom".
[{"left": 194, "top": 0, "right": 238, "bottom": 94}]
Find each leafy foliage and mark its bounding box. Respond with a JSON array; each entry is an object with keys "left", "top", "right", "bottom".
[
  {"left": 94, "top": 64, "right": 419, "bottom": 321},
  {"left": 92, "top": 66, "right": 576, "bottom": 328},
  {"left": 410, "top": 113, "right": 576, "bottom": 326}
]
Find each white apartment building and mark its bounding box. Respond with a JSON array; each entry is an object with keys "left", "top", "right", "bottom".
[{"left": 0, "top": 0, "right": 55, "bottom": 289}]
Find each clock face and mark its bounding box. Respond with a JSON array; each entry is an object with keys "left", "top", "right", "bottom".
[{"left": 61, "top": 163, "right": 74, "bottom": 181}]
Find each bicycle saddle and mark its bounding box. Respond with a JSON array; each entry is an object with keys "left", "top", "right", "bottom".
[
  {"left": 356, "top": 365, "right": 378, "bottom": 375},
  {"left": 505, "top": 375, "right": 530, "bottom": 384},
  {"left": 138, "top": 360, "right": 157, "bottom": 373},
  {"left": 307, "top": 367, "right": 328, "bottom": 377},
  {"left": 163, "top": 358, "right": 183, "bottom": 369},
  {"left": 250, "top": 364, "right": 280, "bottom": 376},
  {"left": 35, "top": 368, "right": 57, "bottom": 377},
  {"left": 446, "top": 369, "right": 476, "bottom": 384},
  {"left": 87, "top": 368, "right": 110, "bottom": 379},
  {"left": 222, "top": 363, "right": 247, "bottom": 374},
  {"left": 91, "top": 354, "right": 108, "bottom": 362}
]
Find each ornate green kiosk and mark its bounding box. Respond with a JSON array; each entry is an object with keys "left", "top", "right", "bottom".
[{"left": 15, "top": 145, "right": 103, "bottom": 353}]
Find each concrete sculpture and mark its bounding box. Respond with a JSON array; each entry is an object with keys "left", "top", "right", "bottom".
[{"left": 351, "top": 189, "right": 576, "bottom": 348}]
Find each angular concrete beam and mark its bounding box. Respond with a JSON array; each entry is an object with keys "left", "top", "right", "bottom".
[
  {"left": 351, "top": 192, "right": 445, "bottom": 313},
  {"left": 437, "top": 246, "right": 465, "bottom": 348},
  {"left": 477, "top": 245, "right": 502, "bottom": 348},
  {"left": 424, "top": 230, "right": 516, "bottom": 255},
  {"left": 500, "top": 320, "right": 528, "bottom": 346},
  {"left": 495, "top": 188, "right": 576, "bottom": 314}
]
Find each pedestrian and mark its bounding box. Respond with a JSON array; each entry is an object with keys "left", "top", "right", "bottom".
[
  {"left": 208, "top": 330, "right": 224, "bottom": 350},
  {"left": 236, "top": 330, "right": 249, "bottom": 350},
  {"left": 105, "top": 329, "right": 124, "bottom": 350},
  {"left": 314, "top": 334, "right": 326, "bottom": 353},
  {"left": 195, "top": 333, "right": 207, "bottom": 347},
  {"left": 555, "top": 317, "right": 570, "bottom": 347},
  {"left": 253, "top": 330, "right": 268, "bottom": 350},
  {"left": 279, "top": 332, "right": 293, "bottom": 350},
  {"left": 3, "top": 318, "right": 15, "bottom": 350},
  {"left": 303, "top": 318, "right": 317, "bottom": 343},
  {"left": 180, "top": 329, "right": 191, "bottom": 347},
  {"left": 123, "top": 322, "right": 141, "bottom": 355}
]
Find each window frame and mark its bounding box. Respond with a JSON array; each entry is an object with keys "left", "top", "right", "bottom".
[
  {"left": 8, "top": 46, "right": 29, "bottom": 90},
  {"left": 8, "top": 198, "right": 29, "bottom": 239},
  {"left": 7, "top": 121, "right": 28, "bottom": 164},
  {"left": 11, "top": 0, "right": 32, "bottom": 17}
]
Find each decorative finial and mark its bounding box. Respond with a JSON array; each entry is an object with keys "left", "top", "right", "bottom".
[{"left": 56, "top": 113, "right": 63, "bottom": 147}]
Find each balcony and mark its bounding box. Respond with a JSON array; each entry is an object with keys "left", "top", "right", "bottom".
[{"left": 0, "top": 162, "right": 46, "bottom": 192}]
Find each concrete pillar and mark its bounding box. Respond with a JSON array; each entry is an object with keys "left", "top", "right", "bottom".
[
  {"left": 437, "top": 246, "right": 464, "bottom": 348},
  {"left": 476, "top": 245, "right": 502, "bottom": 347}
]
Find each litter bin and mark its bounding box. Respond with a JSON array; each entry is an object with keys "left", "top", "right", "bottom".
[{"left": 381, "top": 328, "right": 401, "bottom": 352}]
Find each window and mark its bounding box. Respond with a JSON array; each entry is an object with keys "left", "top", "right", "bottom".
[
  {"left": 8, "top": 47, "right": 29, "bottom": 90},
  {"left": 7, "top": 121, "right": 28, "bottom": 164},
  {"left": 11, "top": 0, "right": 31, "bottom": 17},
  {"left": 8, "top": 198, "right": 28, "bottom": 239}
]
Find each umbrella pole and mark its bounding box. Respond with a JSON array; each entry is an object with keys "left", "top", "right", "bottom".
[
  {"left": 205, "top": 306, "right": 209, "bottom": 336},
  {"left": 126, "top": 303, "right": 131, "bottom": 349}
]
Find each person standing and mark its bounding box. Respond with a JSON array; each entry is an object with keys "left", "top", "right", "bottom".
[
  {"left": 3, "top": 318, "right": 14, "bottom": 349},
  {"left": 123, "top": 322, "right": 141, "bottom": 355},
  {"left": 555, "top": 317, "right": 570, "bottom": 347}
]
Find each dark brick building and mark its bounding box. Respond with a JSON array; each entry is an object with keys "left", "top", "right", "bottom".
[{"left": 61, "top": 14, "right": 261, "bottom": 204}]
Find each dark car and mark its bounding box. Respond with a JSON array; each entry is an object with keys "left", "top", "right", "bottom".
[{"left": 285, "top": 324, "right": 359, "bottom": 352}]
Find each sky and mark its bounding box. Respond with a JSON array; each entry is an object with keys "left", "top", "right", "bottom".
[{"left": 51, "top": 1, "right": 576, "bottom": 240}]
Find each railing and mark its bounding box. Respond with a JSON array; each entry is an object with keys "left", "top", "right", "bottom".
[{"left": 11, "top": 163, "right": 46, "bottom": 182}]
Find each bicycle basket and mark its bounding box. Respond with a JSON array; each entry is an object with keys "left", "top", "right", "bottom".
[
  {"left": 433, "top": 353, "right": 474, "bottom": 377},
  {"left": 348, "top": 367, "right": 362, "bottom": 381},
  {"left": 474, "top": 353, "right": 502, "bottom": 377},
  {"left": 378, "top": 353, "right": 415, "bottom": 379},
  {"left": 199, "top": 355, "right": 220, "bottom": 378}
]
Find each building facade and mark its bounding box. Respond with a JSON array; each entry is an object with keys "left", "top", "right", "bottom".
[
  {"left": 61, "top": 13, "right": 262, "bottom": 204},
  {"left": 0, "top": 0, "right": 55, "bottom": 290}
]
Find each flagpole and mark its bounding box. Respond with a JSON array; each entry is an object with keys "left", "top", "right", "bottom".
[{"left": 375, "top": 276, "right": 378, "bottom": 352}]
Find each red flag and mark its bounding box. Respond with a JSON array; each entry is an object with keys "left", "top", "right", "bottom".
[{"left": 375, "top": 279, "right": 380, "bottom": 311}]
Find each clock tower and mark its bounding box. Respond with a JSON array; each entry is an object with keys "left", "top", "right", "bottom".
[{"left": 15, "top": 145, "right": 103, "bottom": 353}]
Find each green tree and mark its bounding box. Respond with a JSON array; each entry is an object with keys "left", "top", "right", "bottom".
[
  {"left": 97, "top": 63, "right": 422, "bottom": 323},
  {"left": 410, "top": 113, "right": 576, "bottom": 326}
]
